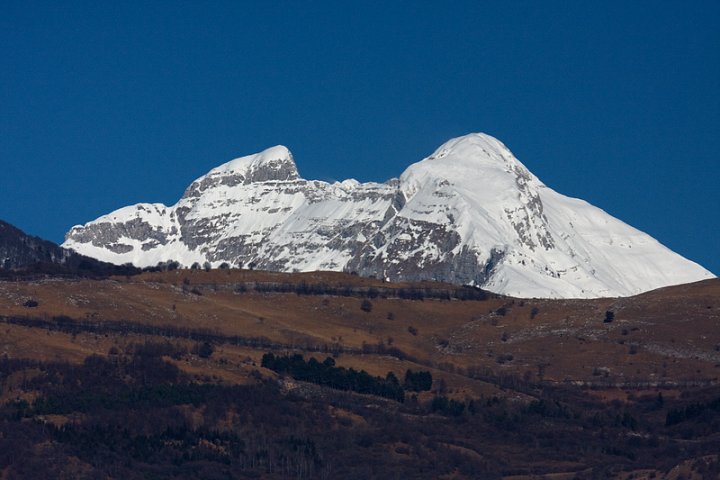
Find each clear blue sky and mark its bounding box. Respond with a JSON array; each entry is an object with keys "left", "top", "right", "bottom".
[{"left": 1, "top": 1, "right": 718, "bottom": 274}]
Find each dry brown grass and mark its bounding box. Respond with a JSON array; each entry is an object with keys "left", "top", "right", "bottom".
[{"left": 1, "top": 271, "right": 718, "bottom": 396}]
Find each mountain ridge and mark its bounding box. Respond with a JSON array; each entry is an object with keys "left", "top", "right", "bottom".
[
  {"left": 62, "top": 133, "right": 715, "bottom": 298},
  {"left": 0, "top": 219, "right": 139, "bottom": 277}
]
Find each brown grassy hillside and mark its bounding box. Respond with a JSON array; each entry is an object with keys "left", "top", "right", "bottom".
[
  {"left": 2, "top": 271, "right": 718, "bottom": 387},
  {"left": 0, "top": 271, "right": 718, "bottom": 479}
]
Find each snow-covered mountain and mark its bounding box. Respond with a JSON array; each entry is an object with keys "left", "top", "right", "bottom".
[{"left": 63, "top": 133, "right": 714, "bottom": 298}]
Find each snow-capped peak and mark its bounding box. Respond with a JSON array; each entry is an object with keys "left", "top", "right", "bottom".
[
  {"left": 180, "top": 145, "right": 299, "bottom": 201},
  {"left": 207, "top": 145, "right": 298, "bottom": 182},
  {"left": 63, "top": 132, "right": 715, "bottom": 298},
  {"left": 400, "top": 133, "right": 542, "bottom": 200}
]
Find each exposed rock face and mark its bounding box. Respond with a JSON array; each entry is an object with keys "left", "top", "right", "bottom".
[{"left": 62, "top": 133, "right": 715, "bottom": 298}]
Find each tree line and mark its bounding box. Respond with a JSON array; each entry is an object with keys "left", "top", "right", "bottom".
[{"left": 213, "top": 281, "right": 492, "bottom": 301}]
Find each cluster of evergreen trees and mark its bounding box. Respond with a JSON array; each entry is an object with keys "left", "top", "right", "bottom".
[
  {"left": 261, "top": 353, "right": 405, "bottom": 402},
  {"left": 404, "top": 369, "right": 432, "bottom": 391}
]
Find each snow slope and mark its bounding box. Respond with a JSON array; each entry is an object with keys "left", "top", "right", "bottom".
[{"left": 63, "top": 133, "right": 715, "bottom": 298}]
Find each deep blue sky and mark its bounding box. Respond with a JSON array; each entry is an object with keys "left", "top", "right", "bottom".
[{"left": 2, "top": 1, "right": 718, "bottom": 274}]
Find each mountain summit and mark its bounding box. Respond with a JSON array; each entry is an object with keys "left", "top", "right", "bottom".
[{"left": 63, "top": 133, "right": 714, "bottom": 298}]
